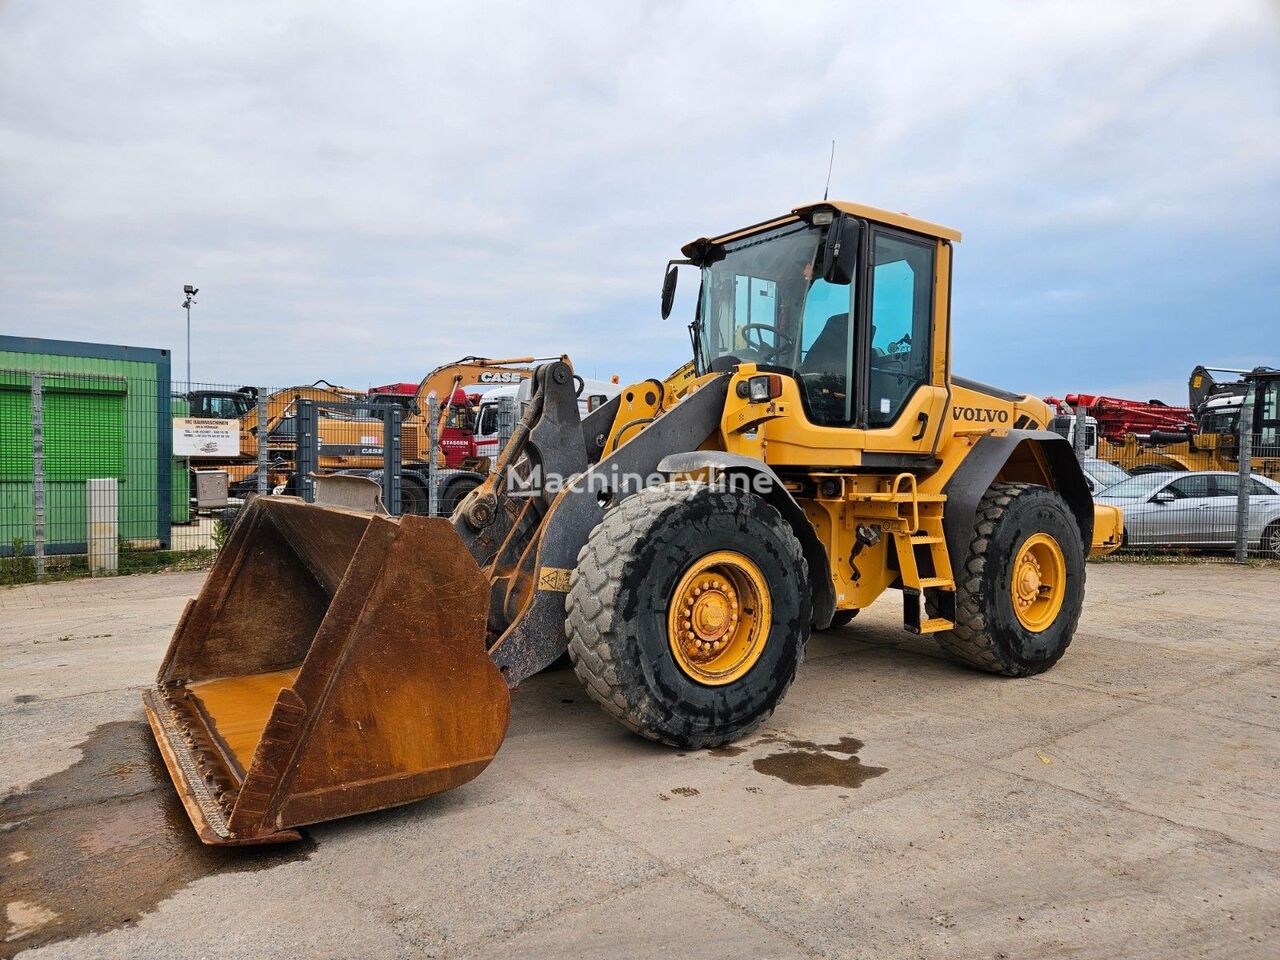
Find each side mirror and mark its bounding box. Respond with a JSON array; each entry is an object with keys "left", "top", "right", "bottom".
[
  {"left": 660, "top": 264, "right": 679, "bottom": 320},
  {"left": 1152, "top": 489, "right": 1176, "bottom": 504},
  {"left": 821, "top": 215, "right": 859, "bottom": 286}
]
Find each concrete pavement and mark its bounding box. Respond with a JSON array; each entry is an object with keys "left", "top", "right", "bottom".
[{"left": 2, "top": 563, "right": 1278, "bottom": 958}]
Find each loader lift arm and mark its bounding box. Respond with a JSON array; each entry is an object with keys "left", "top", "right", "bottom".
[{"left": 143, "top": 359, "right": 740, "bottom": 844}]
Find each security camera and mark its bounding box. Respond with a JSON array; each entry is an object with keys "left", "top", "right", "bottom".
[{"left": 184, "top": 284, "right": 196, "bottom": 295}]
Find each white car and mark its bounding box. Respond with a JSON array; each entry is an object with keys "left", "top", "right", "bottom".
[{"left": 1096, "top": 471, "right": 1280, "bottom": 557}]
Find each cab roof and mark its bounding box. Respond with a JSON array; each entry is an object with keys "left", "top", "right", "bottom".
[{"left": 682, "top": 200, "right": 961, "bottom": 260}]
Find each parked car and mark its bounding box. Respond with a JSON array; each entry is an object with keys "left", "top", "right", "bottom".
[
  {"left": 1079, "top": 457, "right": 1130, "bottom": 495},
  {"left": 1096, "top": 471, "right": 1280, "bottom": 557}
]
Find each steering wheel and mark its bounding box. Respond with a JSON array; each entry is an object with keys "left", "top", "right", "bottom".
[{"left": 739, "top": 323, "right": 796, "bottom": 364}]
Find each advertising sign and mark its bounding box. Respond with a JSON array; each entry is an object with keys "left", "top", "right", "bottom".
[{"left": 173, "top": 418, "right": 240, "bottom": 458}]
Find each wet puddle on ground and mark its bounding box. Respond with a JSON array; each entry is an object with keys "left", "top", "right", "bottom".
[
  {"left": 750, "top": 736, "right": 888, "bottom": 789},
  {"left": 0, "top": 721, "right": 313, "bottom": 956}
]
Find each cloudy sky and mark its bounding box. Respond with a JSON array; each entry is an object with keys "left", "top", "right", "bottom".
[{"left": 2, "top": 1, "right": 1277, "bottom": 402}]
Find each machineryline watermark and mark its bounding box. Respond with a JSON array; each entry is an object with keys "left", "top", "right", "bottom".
[{"left": 504, "top": 463, "right": 776, "bottom": 499}]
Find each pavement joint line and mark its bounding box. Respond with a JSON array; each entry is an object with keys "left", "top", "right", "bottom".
[
  {"left": 599, "top": 740, "right": 966, "bottom": 872},
  {"left": 910, "top": 673, "right": 1277, "bottom": 773},
  {"left": 419, "top": 793, "right": 679, "bottom": 960},
  {"left": 2, "top": 779, "right": 164, "bottom": 820},
  {"left": 1145, "top": 702, "right": 1280, "bottom": 735},
  {"left": 664, "top": 865, "right": 830, "bottom": 960},
  {"left": 0, "top": 685, "right": 151, "bottom": 709},
  {"left": 941, "top": 669, "right": 1280, "bottom": 856},
  {"left": 1036, "top": 652, "right": 1276, "bottom": 707},
  {"left": 978, "top": 758, "right": 1280, "bottom": 860},
  {"left": 451, "top": 870, "right": 684, "bottom": 960}
]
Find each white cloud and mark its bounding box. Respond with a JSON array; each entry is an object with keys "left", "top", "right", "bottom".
[{"left": 1, "top": 0, "right": 1277, "bottom": 393}]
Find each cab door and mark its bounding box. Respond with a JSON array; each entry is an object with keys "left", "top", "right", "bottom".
[
  {"left": 1158, "top": 474, "right": 1215, "bottom": 544},
  {"left": 859, "top": 228, "right": 949, "bottom": 455}
]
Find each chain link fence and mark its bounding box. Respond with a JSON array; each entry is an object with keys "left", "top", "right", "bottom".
[
  {"left": 9, "top": 362, "right": 1271, "bottom": 584},
  {"left": 1, "top": 372, "right": 526, "bottom": 584},
  {"left": 1093, "top": 427, "right": 1280, "bottom": 562}
]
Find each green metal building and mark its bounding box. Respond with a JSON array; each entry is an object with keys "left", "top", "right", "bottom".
[{"left": 0, "top": 335, "right": 172, "bottom": 556}]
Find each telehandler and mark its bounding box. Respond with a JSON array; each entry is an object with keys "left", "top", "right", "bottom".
[{"left": 144, "top": 201, "right": 1123, "bottom": 845}]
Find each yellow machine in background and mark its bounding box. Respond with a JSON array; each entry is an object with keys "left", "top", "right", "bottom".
[{"left": 145, "top": 200, "right": 1121, "bottom": 845}]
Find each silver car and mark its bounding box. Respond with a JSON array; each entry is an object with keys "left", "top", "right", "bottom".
[
  {"left": 1097, "top": 471, "right": 1280, "bottom": 557},
  {"left": 1079, "top": 457, "right": 1130, "bottom": 496}
]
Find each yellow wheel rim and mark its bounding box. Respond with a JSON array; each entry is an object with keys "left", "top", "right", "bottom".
[
  {"left": 1010, "top": 532, "right": 1066, "bottom": 632},
  {"left": 667, "top": 550, "right": 771, "bottom": 686}
]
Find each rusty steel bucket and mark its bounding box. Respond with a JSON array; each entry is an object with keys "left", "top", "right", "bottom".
[{"left": 142, "top": 496, "right": 510, "bottom": 845}]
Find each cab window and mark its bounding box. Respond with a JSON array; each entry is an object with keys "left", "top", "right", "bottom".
[
  {"left": 867, "top": 232, "right": 935, "bottom": 427},
  {"left": 1258, "top": 379, "right": 1280, "bottom": 453},
  {"left": 445, "top": 404, "right": 473, "bottom": 431}
]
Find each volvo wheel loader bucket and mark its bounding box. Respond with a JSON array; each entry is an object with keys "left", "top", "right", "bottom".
[{"left": 142, "top": 495, "right": 509, "bottom": 845}]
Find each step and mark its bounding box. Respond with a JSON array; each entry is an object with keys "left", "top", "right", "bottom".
[
  {"left": 915, "top": 617, "right": 954, "bottom": 634},
  {"left": 909, "top": 535, "right": 945, "bottom": 545},
  {"left": 914, "top": 577, "right": 955, "bottom": 590}
]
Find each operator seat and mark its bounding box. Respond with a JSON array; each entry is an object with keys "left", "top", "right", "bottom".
[{"left": 802, "top": 313, "right": 850, "bottom": 376}]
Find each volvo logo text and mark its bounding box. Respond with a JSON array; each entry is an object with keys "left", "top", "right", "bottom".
[{"left": 952, "top": 407, "right": 1010, "bottom": 424}]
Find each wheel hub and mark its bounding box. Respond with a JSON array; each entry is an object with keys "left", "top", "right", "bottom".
[
  {"left": 1014, "top": 554, "right": 1045, "bottom": 609},
  {"left": 1009, "top": 533, "right": 1066, "bottom": 633},
  {"left": 668, "top": 551, "right": 771, "bottom": 685}
]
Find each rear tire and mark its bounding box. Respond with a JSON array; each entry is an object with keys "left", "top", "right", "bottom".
[
  {"left": 399, "top": 476, "right": 429, "bottom": 515},
  {"left": 935, "top": 481, "right": 1084, "bottom": 677},
  {"left": 441, "top": 477, "right": 482, "bottom": 517},
  {"left": 566, "top": 482, "right": 810, "bottom": 748},
  {"left": 820, "top": 609, "right": 858, "bottom": 630}
]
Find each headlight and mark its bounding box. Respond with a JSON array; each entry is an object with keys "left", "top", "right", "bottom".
[{"left": 747, "top": 374, "right": 783, "bottom": 402}]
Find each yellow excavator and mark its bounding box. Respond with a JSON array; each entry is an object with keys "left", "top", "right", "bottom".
[
  {"left": 145, "top": 201, "right": 1123, "bottom": 845},
  {"left": 184, "top": 382, "right": 372, "bottom": 494}
]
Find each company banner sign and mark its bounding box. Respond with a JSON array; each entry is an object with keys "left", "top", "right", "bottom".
[{"left": 173, "top": 418, "right": 240, "bottom": 457}]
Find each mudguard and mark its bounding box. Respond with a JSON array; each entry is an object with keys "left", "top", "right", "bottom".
[
  {"left": 941, "top": 429, "right": 1095, "bottom": 562},
  {"left": 655, "top": 450, "right": 837, "bottom": 630}
]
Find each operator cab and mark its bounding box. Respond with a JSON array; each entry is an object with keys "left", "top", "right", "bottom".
[
  {"left": 187, "top": 387, "right": 257, "bottom": 420},
  {"left": 674, "top": 202, "right": 956, "bottom": 444}
]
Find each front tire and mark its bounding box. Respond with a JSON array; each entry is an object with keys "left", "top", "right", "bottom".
[
  {"left": 566, "top": 482, "right": 810, "bottom": 748},
  {"left": 935, "top": 481, "right": 1085, "bottom": 677}
]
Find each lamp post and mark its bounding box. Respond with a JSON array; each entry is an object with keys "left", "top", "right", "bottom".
[{"left": 181, "top": 285, "right": 198, "bottom": 386}]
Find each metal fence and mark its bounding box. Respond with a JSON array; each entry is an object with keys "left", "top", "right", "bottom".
[
  {"left": 0, "top": 372, "right": 522, "bottom": 584},
  {"left": 10, "top": 364, "right": 1270, "bottom": 584},
  {"left": 1100, "top": 429, "right": 1280, "bottom": 562}
]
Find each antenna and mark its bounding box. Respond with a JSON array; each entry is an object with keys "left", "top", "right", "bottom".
[{"left": 823, "top": 140, "right": 836, "bottom": 201}]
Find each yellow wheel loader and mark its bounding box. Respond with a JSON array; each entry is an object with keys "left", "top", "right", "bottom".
[{"left": 144, "top": 201, "right": 1124, "bottom": 845}]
